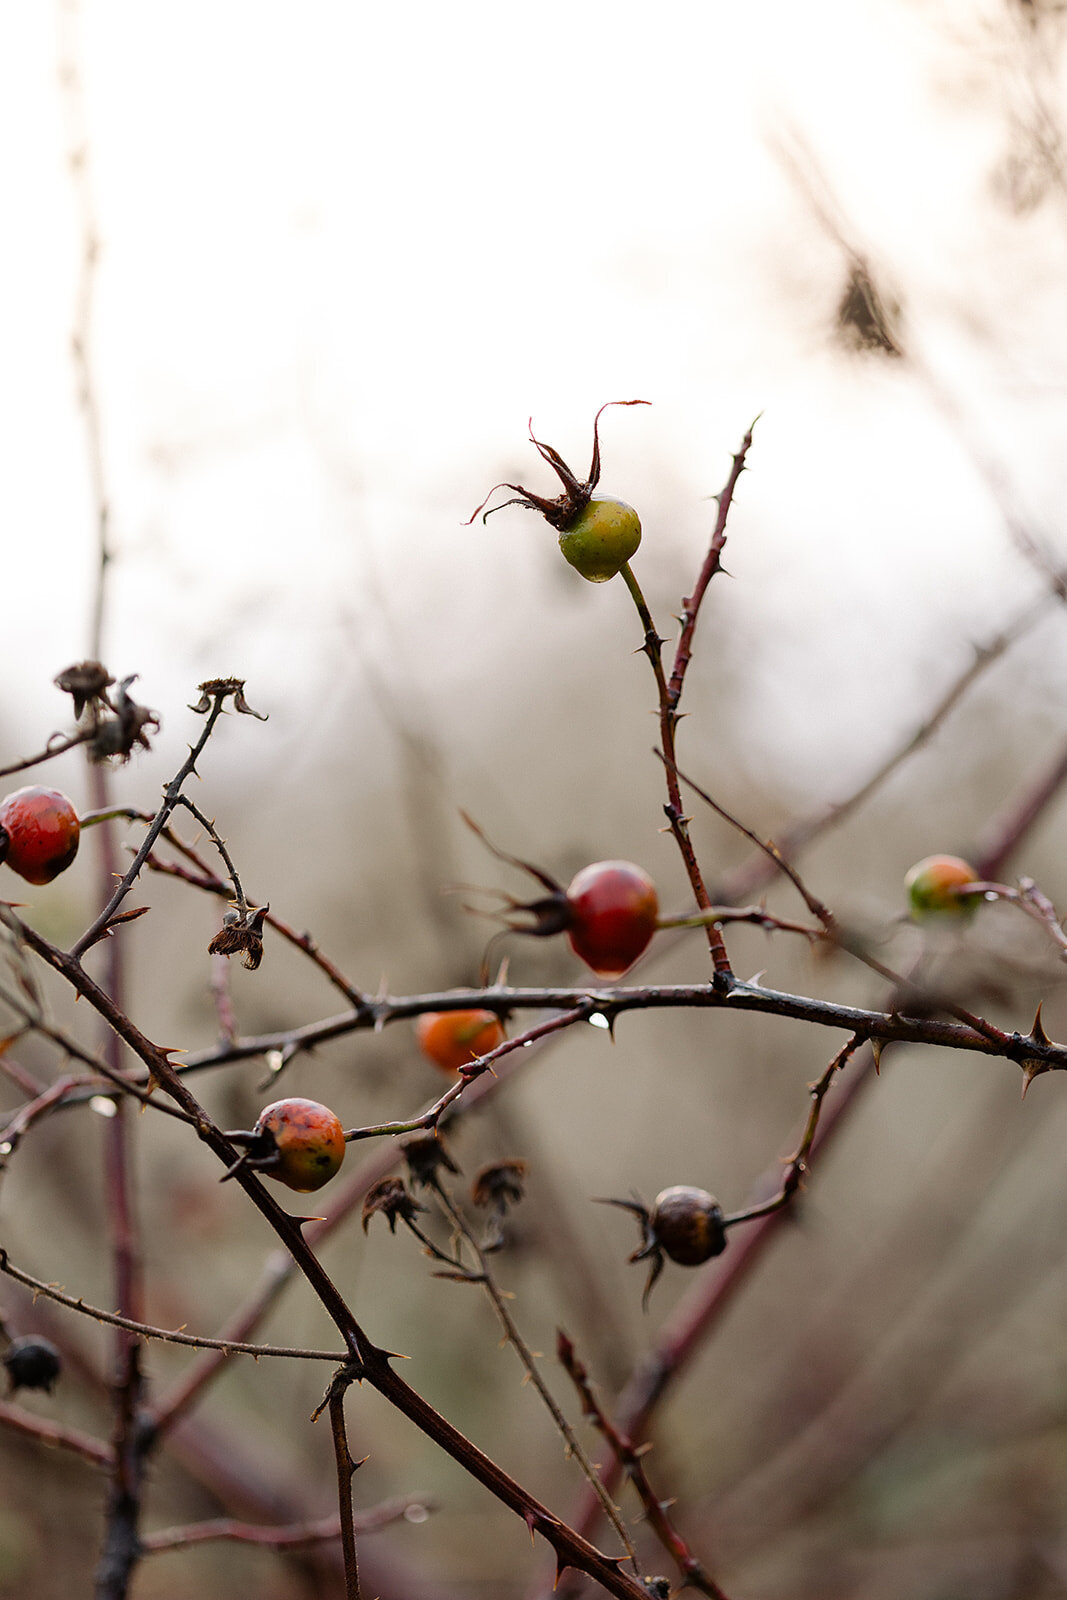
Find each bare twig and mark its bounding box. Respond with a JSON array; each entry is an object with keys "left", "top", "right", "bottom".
[
  {"left": 0, "top": 730, "right": 94, "bottom": 781},
  {"left": 171, "top": 793, "right": 254, "bottom": 914},
  {"left": 0, "top": 1252, "right": 345, "bottom": 1361},
  {"left": 722, "top": 1036, "right": 863, "bottom": 1228},
  {"left": 557, "top": 1330, "right": 729, "bottom": 1599},
  {"left": 342, "top": 1004, "right": 595, "bottom": 1141},
  {"left": 974, "top": 735, "right": 1067, "bottom": 882},
  {"left": 141, "top": 1494, "right": 433, "bottom": 1553},
  {"left": 71, "top": 692, "right": 232, "bottom": 960}
]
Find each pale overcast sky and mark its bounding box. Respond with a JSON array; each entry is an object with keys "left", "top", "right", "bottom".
[{"left": 2, "top": 1, "right": 1065, "bottom": 785}]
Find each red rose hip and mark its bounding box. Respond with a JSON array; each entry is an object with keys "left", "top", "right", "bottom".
[
  {"left": 0, "top": 786, "right": 80, "bottom": 885},
  {"left": 565, "top": 860, "right": 659, "bottom": 977}
]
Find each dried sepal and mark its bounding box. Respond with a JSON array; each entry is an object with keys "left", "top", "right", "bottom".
[
  {"left": 79, "top": 904, "right": 151, "bottom": 956},
  {"left": 835, "top": 258, "right": 904, "bottom": 358},
  {"left": 362, "top": 1177, "right": 428, "bottom": 1234},
  {"left": 191, "top": 678, "right": 267, "bottom": 719},
  {"left": 402, "top": 1133, "right": 460, "bottom": 1190},
  {"left": 460, "top": 811, "right": 563, "bottom": 900},
  {"left": 472, "top": 1158, "right": 528, "bottom": 1252},
  {"left": 53, "top": 660, "right": 114, "bottom": 720},
  {"left": 208, "top": 904, "right": 269, "bottom": 971},
  {"left": 89, "top": 676, "right": 161, "bottom": 763},
  {"left": 471, "top": 1159, "right": 527, "bottom": 1211}
]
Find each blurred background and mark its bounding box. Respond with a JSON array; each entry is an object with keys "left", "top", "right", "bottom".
[{"left": 2, "top": 0, "right": 1067, "bottom": 1596}]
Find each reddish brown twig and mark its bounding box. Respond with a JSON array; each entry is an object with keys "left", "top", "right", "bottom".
[
  {"left": 616, "top": 425, "right": 756, "bottom": 985},
  {"left": 342, "top": 1003, "right": 595, "bottom": 1141},
  {"left": 974, "top": 735, "right": 1067, "bottom": 882},
  {"left": 712, "top": 591, "right": 1057, "bottom": 907},
  {"left": 426, "top": 1180, "right": 641, "bottom": 1574},
  {"left": 127, "top": 831, "right": 367, "bottom": 1008},
  {"left": 326, "top": 1374, "right": 364, "bottom": 1599},
  {"left": 667, "top": 421, "right": 758, "bottom": 709},
  {"left": 0, "top": 1397, "right": 113, "bottom": 1470}
]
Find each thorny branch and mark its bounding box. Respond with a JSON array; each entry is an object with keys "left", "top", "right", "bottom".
[
  {"left": 70, "top": 691, "right": 232, "bottom": 960},
  {"left": 326, "top": 1374, "right": 364, "bottom": 1600},
  {"left": 618, "top": 421, "right": 759, "bottom": 984}
]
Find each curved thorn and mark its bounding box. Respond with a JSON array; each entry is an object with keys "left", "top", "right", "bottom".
[{"left": 1030, "top": 1003, "right": 1052, "bottom": 1047}]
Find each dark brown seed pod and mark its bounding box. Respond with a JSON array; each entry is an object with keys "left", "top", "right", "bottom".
[
  {"left": 3, "top": 1336, "right": 62, "bottom": 1395},
  {"left": 649, "top": 1186, "right": 727, "bottom": 1266},
  {"left": 598, "top": 1184, "right": 728, "bottom": 1308}
]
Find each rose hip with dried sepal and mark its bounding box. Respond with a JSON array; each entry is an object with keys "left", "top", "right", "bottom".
[
  {"left": 221, "top": 1098, "right": 345, "bottom": 1193},
  {"left": 463, "top": 814, "right": 660, "bottom": 980},
  {"left": 599, "top": 1186, "right": 728, "bottom": 1307},
  {"left": 504, "top": 858, "right": 659, "bottom": 979},
  {"left": 468, "top": 402, "right": 649, "bottom": 583}
]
